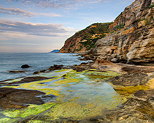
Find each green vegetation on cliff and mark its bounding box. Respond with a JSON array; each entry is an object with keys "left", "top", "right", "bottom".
[
  {"left": 73, "top": 23, "right": 111, "bottom": 38},
  {"left": 78, "top": 23, "right": 111, "bottom": 50},
  {"left": 148, "top": 4, "right": 154, "bottom": 8},
  {"left": 113, "top": 24, "right": 125, "bottom": 30},
  {"left": 60, "top": 22, "right": 112, "bottom": 52},
  {"left": 76, "top": 23, "right": 112, "bottom": 51}
]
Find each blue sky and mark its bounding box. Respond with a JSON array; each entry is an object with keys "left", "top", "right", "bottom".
[{"left": 0, "top": 0, "right": 134, "bottom": 53}]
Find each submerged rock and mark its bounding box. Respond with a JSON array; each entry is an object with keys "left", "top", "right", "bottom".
[
  {"left": 48, "top": 65, "right": 64, "bottom": 71},
  {"left": 21, "top": 64, "right": 31, "bottom": 69},
  {"left": 33, "top": 71, "right": 40, "bottom": 74},
  {"left": 0, "top": 88, "right": 45, "bottom": 109},
  {"left": 33, "top": 69, "right": 48, "bottom": 74},
  {"left": 9, "top": 70, "right": 25, "bottom": 73},
  {"left": 11, "top": 76, "right": 50, "bottom": 85},
  {"left": 0, "top": 76, "right": 50, "bottom": 86}
]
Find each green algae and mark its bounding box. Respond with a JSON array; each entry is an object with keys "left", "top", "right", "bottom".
[
  {"left": 27, "top": 120, "right": 47, "bottom": 123},
  {"left": 54, "top": 69, "right": 71, "bottom": 73},
  {"left": 52, "top": 70, "right": 85, "bottom": 85},
  {"left": 84, "top": 70, "right": 120, "bottom": 77},
  {"left": 3, "top": 103, "right": 56, "bottom": 118},
  {"left": 54, "top": 78, "right": 80, "bottom": 84},
  {"left": 146, "top": 78, "right": 154, "bottom": 89},
  {"left": 13, "top": 82, "right": 60, "bottom": 95},
  {"left": 0, "top": 118, "right": 17, "bottom": 123},
  {"left": 113, "top": 84, "right": 149, "bottom": 97},
  {"left": 60, "top": 69, "right": 119, "bottom": 82},
  {"left": 9, "top": 78, "right": 60, "bottom": 95},
  {"left": 5, "top": 78, "right": 22, "bottom": 83},
  {"left": 44, "top": 99, "right": 123, "bottom": 120},
  {"left": 39, "top": 88, "right": 59, "bottom": 95},
  {"left": 81, "top": 70, "right": 120, "bottom": 81},
  {"left": 62, "top": 70, "right": 81, "bottom": 79},
  {"left": 39, "top": 69, "right": 73, "bottom": 78},
  {"left": 87, "top": 74, "right": 112, "bottom": 79},
  {"left": 44, "top": 102, "right": 105, "bottom": 120},
  {"left": 89, "top": 69, "right": 97, "bottom": 71}
]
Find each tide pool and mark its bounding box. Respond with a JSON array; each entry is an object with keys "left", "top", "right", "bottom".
[{"left": 0, "top": 69, "right": 126, "bottom": 122}]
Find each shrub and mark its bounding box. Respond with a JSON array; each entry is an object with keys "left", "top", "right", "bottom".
[
  {"left": 148, "top": 4, "right": 154, "bottom": 8},
  {"left": 113, "top": 24, "right": 125, "bottom": 30}
]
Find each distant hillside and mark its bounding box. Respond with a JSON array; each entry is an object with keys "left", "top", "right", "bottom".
[
  {"left": 50, "top": 50, "right": 60, "bottom": 53},
  {"left": 60, "top": 23, "right": 112, "bottom": 53}
]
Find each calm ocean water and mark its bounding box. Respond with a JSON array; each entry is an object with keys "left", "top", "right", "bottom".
[{"left": 0, "top": 53, "right": 86, "bottom": 81}]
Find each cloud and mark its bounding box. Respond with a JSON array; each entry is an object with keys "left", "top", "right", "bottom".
[
  {"left": 7, "top": 0, "right": 106, "bottom": 8},
  {"left": 0, "top": 20, "right": 75, "bottom": 37},
  {"left": 36, "top": 13, "right": 61, "bottom": 17},
  {"left": 0, "top": 6, "right": 61, "bottom": 17},
  {"left": 0, "top": 6, "right": 33, "bottom": 16}
]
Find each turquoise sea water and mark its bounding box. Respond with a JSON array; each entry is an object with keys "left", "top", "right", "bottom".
[{"left": 0, "top": 53, "right": 87, "bottom": 81}]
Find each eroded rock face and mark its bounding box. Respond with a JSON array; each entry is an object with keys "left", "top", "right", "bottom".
[
  {"left": 93, "top": 26, "right": 154, "bottom": 63},
  {"left": 91, "top": 0, "right": 154, "bottom": 63}
]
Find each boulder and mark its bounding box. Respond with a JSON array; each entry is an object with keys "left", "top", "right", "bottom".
[
  {"left": 21, "top": 64, "right": 31, "bottom": 68},
  {"left": 111, "top": 58, "right": 118, "bottom": 63}
]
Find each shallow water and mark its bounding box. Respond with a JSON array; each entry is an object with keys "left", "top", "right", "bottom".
[{"left": 0, "top": 69, "right": 125, "bottom": 122}]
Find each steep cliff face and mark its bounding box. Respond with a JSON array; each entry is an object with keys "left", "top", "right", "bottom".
[
  {"left": 60, "top": 23, "right": 112, "bottom": 53},
  {"left": 60, "top": 0, "right": 154, "bottom": 63},
  {"left": 92, "top": 0, "right": 154, "bottom": 63}
]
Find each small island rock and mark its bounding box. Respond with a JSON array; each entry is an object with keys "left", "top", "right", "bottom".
[{"left": 21, "top": 64, "right": 31, "bottom": 68}]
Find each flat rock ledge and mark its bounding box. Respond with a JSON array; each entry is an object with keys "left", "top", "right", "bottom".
[{"left": 0, "top": 88, "right": 45, "bottom": 109}]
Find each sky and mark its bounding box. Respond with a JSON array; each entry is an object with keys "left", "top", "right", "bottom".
[{"left": 0, "top": 0, "right": 134, "bottom": 53}]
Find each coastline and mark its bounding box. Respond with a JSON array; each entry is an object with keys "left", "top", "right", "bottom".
[{"left": 0, "top": 55, "right": 154, "bottom": 122}]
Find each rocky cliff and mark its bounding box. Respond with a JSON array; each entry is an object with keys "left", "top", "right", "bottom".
[
  {"left": 60, "top": 23, "right": 112, "bottom": 53},
  {"left": 60, "top": 0, "right": 154, "bottom": 63}
]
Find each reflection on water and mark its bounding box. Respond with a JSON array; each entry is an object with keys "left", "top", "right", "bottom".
[
  {"left": 0, "top": 69, "right": 125, "bottom": 122},
  {"left": 62, "top": 82, "right": 122, "bottom": 107}
]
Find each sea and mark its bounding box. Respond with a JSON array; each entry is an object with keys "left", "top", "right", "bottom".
[{"left": 0, "top": 53, "right": 88, "bottom": 81}]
